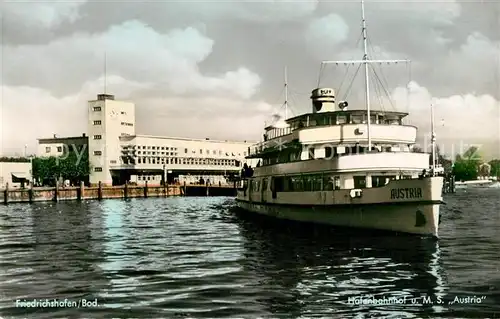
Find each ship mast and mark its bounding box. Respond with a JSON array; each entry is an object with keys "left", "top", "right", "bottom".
[
  {"left": 320, "top": 0, "right": 410, "bottom": 151},
  {"left": 361, "top": 0, "right": 371, "bottom": 149}
]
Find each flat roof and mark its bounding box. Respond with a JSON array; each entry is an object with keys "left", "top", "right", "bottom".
[
  {"left": 120, "top": 134, "right": 257, "bottom": 145},
  {"left": 38, "top": 135, "right": 88, "bottom": 143}
]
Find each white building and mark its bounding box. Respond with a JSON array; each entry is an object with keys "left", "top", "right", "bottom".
[
  {"left": 38, "top": 93, "right": 258, "bottom": 186},
  {"left": 0, "top": 160, "right": 32, "bottom": 189}
]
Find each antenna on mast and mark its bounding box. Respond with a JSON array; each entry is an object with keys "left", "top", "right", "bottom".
[
  {"left": 284, "top": 66, "right": 288, "bottom": 120},
  {"left": 431, "top": 103, "right": 436, "bottom": 176}
]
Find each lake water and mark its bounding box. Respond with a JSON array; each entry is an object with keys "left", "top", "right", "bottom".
[{"left": 0, "top": 188, "right": 499, "bottom": 318}]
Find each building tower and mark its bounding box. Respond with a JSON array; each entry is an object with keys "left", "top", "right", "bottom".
[{"left": 87, "top": 94, "right": 136, "bottom": 185}]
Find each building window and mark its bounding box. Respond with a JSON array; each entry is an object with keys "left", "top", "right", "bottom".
[
  {"left": 185, "top": 148, "right": 188, "bottom": 154},
  {"left": 45, "top": 147, "right": 51, "bottom": 153},
  {"left": 57, "top": 146, "right": 62, "bottom": 152},
  {"left": 121, "top": 111, "right": 126, "bottom": 115},
  {"left": 93, "top": 106, "right": 101, "bottom": 111},
  {"left": 93, "top": 135, "right": 102, "bottom": 140},
  {"left": 94, "top": 151, "right": 102, "bottom": 155},
  {"left": 94, "top": 167, "right": 103, "bottom": 172},
  {"left": 93, "top": 120, "right": 102, "bottom": 125},
  {"left": 110, "top": 160, "right": 117, "bottom": 164}
]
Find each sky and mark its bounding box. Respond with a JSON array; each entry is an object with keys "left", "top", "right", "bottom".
[{"left": 0, "top": 0, "right": 499, "bottom": 159}]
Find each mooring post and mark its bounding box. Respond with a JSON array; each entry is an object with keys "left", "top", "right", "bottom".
[
  {"left": 28, "top": 182, "right": 34, "bottom": 203},
  {"left": 80, "top": 181, "right": 85, "bottom": 200},
  {"left": 124, "top": 181, "right": 129, "bottom": 200},
  {"left": 144, "top": 181, "right": 148, "bottom": 198},
  {"left": 98, "top": 181, "right": 103, "bottom": 200},
  {"left": 54, "top": 180, "right": 59, "bottom": 202},
  {"left": 4, "top": 183, "right": 9, "bottom": 204}
]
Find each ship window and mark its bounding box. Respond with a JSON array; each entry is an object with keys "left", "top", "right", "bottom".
[
  {"left": 323, "top": 175, "right": 334, "bottom": 191},
  {"left": 312, "top": 175, "right": 323, "bottom": 191},
  {"left": 351, "top": 115, "right": 363, "bottom": 124},
  {"left": 325, "top": 147, "right": 333, "bottom": 158},
  {"left": 290, "top": 176, "right": 303, "bottom": 191},
  {"left": 334, "top": 176, "right": 341, "bottom": 190},
  {"left": 274, "top": 177, "right": 284, "bottom": 192},
  {"left": 371, "top": 176, "right": 387, "bottom": 188},
  {"left": 303, "top": 175, "right": 313, "bottom": 191},
  {"left": 262, "top": 178, "right": 268, "bottom": 192},
  {"left": 336, "top": 115, "right": 347, "bottom": 124},
  {"left": 353, "top": 176, "right": 366, "bottom": 189}
]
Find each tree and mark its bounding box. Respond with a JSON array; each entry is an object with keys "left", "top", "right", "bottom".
[
  {"left": 451, "top": 146, "right": 483, "bottom": 181},
  {"left": 32, "top": 150, "right": 92, "bottom": 186},
  {"left": 489, "top": 159, "right": 500, "bottom": 178}
]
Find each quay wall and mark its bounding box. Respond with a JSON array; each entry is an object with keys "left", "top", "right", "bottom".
[{"left": 1, "top": 182, "right": 237, "bottom": 204}]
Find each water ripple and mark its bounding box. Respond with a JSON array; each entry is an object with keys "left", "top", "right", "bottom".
[{"left": 0, "top": 189, "right": 499, "bottom": 318}]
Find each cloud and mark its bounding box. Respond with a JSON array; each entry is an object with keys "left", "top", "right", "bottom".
[
  {"left": 162, "top": 0, "right": 319, "bottom": 24},
  {"left": 391, "top": 81, "right": 500, "bottom": 159},
  {"left": 429, "top": 32, "right": 500, "bottom": 96},
  {"left": 1, "top": 1, "right": 86, "bottom": 28},
  {"left": 305, "top": 14, "right": 349, "bottom": 58},
  {"left": 2, "top": 20, "right": 261, "bottom": 99},
  {"left": 1, "top": 19, "right": 267, "bottom": 155}
]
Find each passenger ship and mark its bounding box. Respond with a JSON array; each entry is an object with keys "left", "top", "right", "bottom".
[{"left": 236, "top": 0, "right": 444, "bottom": 238}]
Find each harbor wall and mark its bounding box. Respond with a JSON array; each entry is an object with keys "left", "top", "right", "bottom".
[{"left": 1, "top": 182, "right": 237, "bottom": 204}]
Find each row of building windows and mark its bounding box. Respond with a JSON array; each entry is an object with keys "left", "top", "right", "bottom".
[
  {"left": 45, "top": 146, "right": 63, "bottom": 153},
  {"left": 130, "top": 157, "right": 239, "bottom": 166},
  {"left": 92, "top": 106, "right": 127, "bottom": 115},
  {"left": 125, "top": 145, "right": 243, "bottom": 156},
  {"left": 248, "top": 174, "right": 406, "bottom": 192},
  {"left": 121, "top": 122, "right": 133, "bottom": 126},
  {"left": 94, "top": 120, "right": 102, "bottom": 125}
]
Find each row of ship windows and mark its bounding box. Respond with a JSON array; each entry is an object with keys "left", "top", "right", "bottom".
[
  {"left": 248, "top": 174, "right": 411, "bottom": 192},
  {"left": 265, "top": 114, "right": 403, "bottom": 140}
]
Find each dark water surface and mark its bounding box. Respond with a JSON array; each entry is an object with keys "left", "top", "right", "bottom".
[{"left": 1, "top": 188, "right": 499, "bottom": 318}]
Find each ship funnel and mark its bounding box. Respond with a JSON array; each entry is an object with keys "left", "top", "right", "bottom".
[{"left": 310, "top": 88, "right": 337, "bottom": 113}]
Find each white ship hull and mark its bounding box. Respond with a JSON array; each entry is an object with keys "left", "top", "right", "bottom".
[
  {"left": 236, "top": 199, "right": 440, "bottom": 237},
  {"left": 236, "top": 177, "right": 443, "bottom": 238}
]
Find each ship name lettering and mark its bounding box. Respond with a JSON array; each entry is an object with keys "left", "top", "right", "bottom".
[{"left": 390, "top": 187, "right": 422, "bottom": 199}]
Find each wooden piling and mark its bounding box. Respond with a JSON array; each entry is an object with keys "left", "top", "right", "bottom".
[
  {"left": 28, "top": 182, "right": 34, "bottom": 203},
  {"left": 80, "top": 181, "right": 85, "bottom": 200},
  {"left": 54, "top": 181, "right": 59, "bottom": 202},
  {"left": 144, "top": 181, "right": 148, "bottom": 198},
  {"left": 4, "top": 183, "right": 9, "bottom": 204},
  {"left": 98, "top": 181, "right": 102, "bottom": 200},
  {"left": 124, "top": 181, "right": 129, "bottom": 199}
]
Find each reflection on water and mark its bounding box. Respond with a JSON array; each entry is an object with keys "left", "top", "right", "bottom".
[
  {"left": 0, "top": 189, "right": 499, "bottom": 318},
  {"left": 234, "top": 212, "right": 448, "bottom": 318}
]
